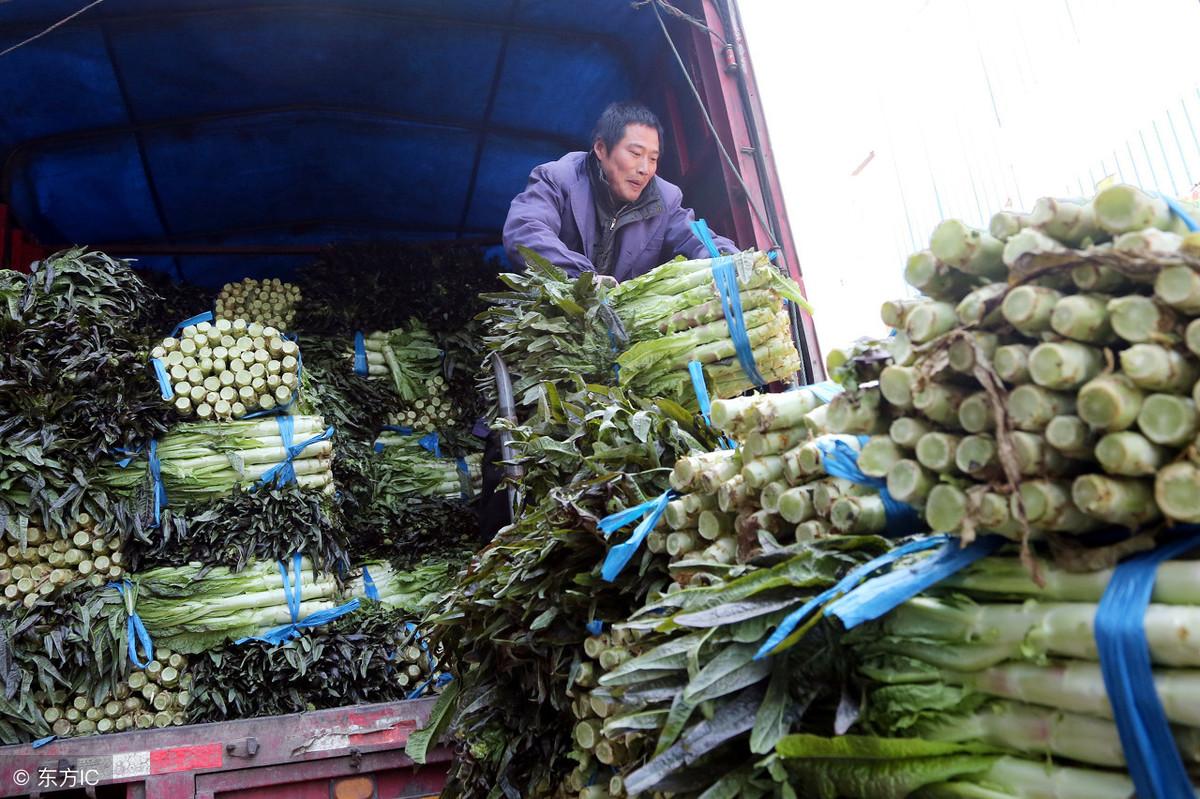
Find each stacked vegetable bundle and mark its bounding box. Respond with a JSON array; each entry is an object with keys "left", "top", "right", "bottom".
[
  {"left": 373, "top": 431, "right": 482, "bottom": 500},
  {"left": 1, "top": 513, "right": 124, "bottom": 609},
  {"left": 216, "top": 277, "right": 301, "bottom": 329},
  {"left": 840, "top": 184, "right": 1200, "bottom": 550},
  {"left": 153, "top": 318, "right": 300, "bottom": 420},
  {"left": 482, "top": 249, "right": 808, "bottom": 408}
]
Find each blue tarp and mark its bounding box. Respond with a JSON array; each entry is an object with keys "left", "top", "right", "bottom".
[{"left": 0, "top": 1, "right": 671, "bottom": 284}]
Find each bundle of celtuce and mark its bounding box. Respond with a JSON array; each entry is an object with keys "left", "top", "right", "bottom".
[
  {"left": 0, "top": 249, "right": 170, "bottom": 536},
  {"left": 385, "top": 388, "right": 457, "bottom": 433},
  {"left": 807, "top": 552, "right": 1200, "bottom": 796},
  {"left": 611, "top": 251, "right": 810, "bottom": 402},
  {"left": 1, "top": 512, "right": 124, "bottom": 609},
  {"left": 189, "top": 603, "right": 444, "bottom": 722},
  {"left": 416, "top": 381, "right": 713, "bottom": 796},
  {"left": 215, "top": 277, "right": 301, "bottom": 329},
  {"left": 842, "top": 184, "right": 1200, "bottom": 553},
  {"left": 356, "top": 322, "right": 439, "bottom": 388},
  {"left": 297, "top": 337, "right": 405, "bottom": 440},
  {"left": 36, "top": 648, "right": 194, "bottom": 736},
  {"left": 101, "top": 416, "right": 335, "bottom": 504},
  {"left": 345, "top": 559, "right": 459, "bottom": 617},
  {"left": 130, "top": 557, "right": 344, "bottom": 654},
  {"left": 373, "top": 432, "right": 482, "bottom": 499},
  {"left": 154, "top": 318, "right": 301, "bottom": 420}
]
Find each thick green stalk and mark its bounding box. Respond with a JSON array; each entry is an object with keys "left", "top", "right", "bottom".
[
  {"left": 880, "top": 298, "right": 927, "bottom": 329},
  {"left": 993, "top": 344, "right": 1032, "bottom": 385},
  {"left": 1049, "top": 294, "right": 1115, "bottom": 344},
  {"left": 1027, "top": 341, "right": 1104, "bottom": 390},
  {"left": 1186, "top": 318, "right": 1200, "bottom": 358},
  {"left": 795, "top": 520, "right": 832, "bottom": 541},
  {"left": 813, "top": 478, "right": 861, "bottom": 516},
  {"left": 1108, "top": 295, "right": 1179, "bottom": 344},
  {"left": 777, "top": 487, "right": 816, "bottom": 524},
  {"left": 1045, "top": 415, "right": 1097, "bottom": 457},
  {"left": 1093, "top": 184, "right": 1179, "bottom": 234},
  {"left": 1156, "top": 461, "right": 1200, "bottom": 523},
  {"left": 744, "top": 426, "right": 812, "bottom": 457},
  {"left": 1000, "top": 285, "right": 1061, "bottom": 335},
  {"left": 708, "top": 395, "right": 764, "bottom": 436},
  {"left": 1157, "top": 265, "right": 1200, "bottom": 314},
  {"left": 912, "top": 383, "right": 970, "bottom": 428},
  {"left": 925, "top": 484, "right": 967, "bottom": 533},
  {"left": 1119, "top": 343, "right": 1198, "bottom": 393},
  {"left": 1014, "top": 479, "right": 1096, "bottom": 533},
  {"left": 830, "top": 495, "right": 887, "bottom": 534},
  {"left": 930, "top": 220, "right": 1007, "bottom": 279},
  {"left": 888, "top": 331, "right": 916, "bottom": 367},
  {"left": 672, "top": 450, "right": 739, "bottom": 492},
  {"left": 697, "top": 454, "right": 744, "bottom": 494},
  {"left": 759, "top": 480, "right": 788, "bottom": 513},
  {"left": 956, "top": 392, "right": 994, "bottom": 433},
  {"left": 827, "top": 388, "right": 884, "bottom": 434},
  {"left": 954, "top": 283, "right": 1007, "bottom": 327},
  {"left": 1009, "top": 385, "right": 1076, "bottom": 431},
  {"left": 655, "top": 285, "right": 778, "bottom": 336},
  {"left": 1072, "top": 263, "right": 1132, "bottom": 292},
  {"left": 1137, "top": 394, "right": 1197, "bottom": 446},
  {"left": 916, "top": 432, "right": 962, "bottom": 474},
  {"left": 879, "top": 365, "right": 916, "bottom": 409},
  {"left": 904, "top": 250, "right": 982, "bottom": 301},
  {"left": 1002, "top": 227, "right": 1069, "bottom": 268},
  {"left": 1095, "top": 431, "right": 1167, "bottom": 476},
  {"left": 889, "top": 417, "right": 933, "bottom": 448},
  {"left": 741, "top": 389, "right": 826, "bottom": 434},
  {"left": 1031, "top": 197, "right": 1103, "bottom": 246},
  {"left": 858, "top": 436, "right": 904, "bottom": 478},
  {"left": 954, "top": 434, "right": 1000, "bottom": 478},
  {"left": 949, "top": 555, "right": 1200, "bottom": 605},
  {"left": 886, "top": 459, "right": 935, "bottom": 507},
  {"left": 905, "top": 301, "right": 959, "bottom": 343},
  {"left": 682, "top": 491, "right": 717, "bottom": 516},
  {"left": 1072, "top": 474, "right": 1160, "bottom": 527},
  {"left": 1077, "top": 374, "right": 1143, "bottom": 431},
  {"left": 742, "top": 455, "right": 786, "bottom": 489},
  {"left": 664, "top": 500, "right": 694, "bottom": 530},
  {"left": 717, "top": 475, "right": 751, "bottom": 512},
  {"left": 947, "top": 331, "right": 998, "bottom": 374},
  {"left": 697, "top": 510, "right": 736, "bottom": 541},
  {"left": 989, "top": 210, "right": 1032, "bottom": 240}
]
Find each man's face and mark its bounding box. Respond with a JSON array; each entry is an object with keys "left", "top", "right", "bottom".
[{"left": 594, "top": 123, "right": 660, "bottom": 204}]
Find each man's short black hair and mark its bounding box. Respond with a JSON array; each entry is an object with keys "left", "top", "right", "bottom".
[{"left": 592, "top": 102, "right": 665, "bottom": 153}]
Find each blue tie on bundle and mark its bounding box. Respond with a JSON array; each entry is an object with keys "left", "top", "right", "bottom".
[
  {"left": 817, "top": 436, "right": 920, "bottom": 536},
  {"left": 688, "top": 360, "right": 734, "bottom": 450},
  {"left": 806, "top": 381, "right": 844, "bottom": 404},
  {"left": 825, "top": 534, "right": 1005, "bottom": 629},
  {"left": 375, "top": 425, "right": 442, "bottom": 457},
  {"left": 1094, "top": 529, "right": 1200, "bottom": 799},
  {"left": 111, "top": 445, "right": 142, "bottom": 469},
  {"left": 353, "top": 331, "right": 369, "bottom": 376},
  {"left": 110, "top": 580, "right": 155, "bottom": 669},
  {"left": 690, "top": 219, "right": 768, "bottom": 388},
  {"left": 585, "top": 619, "right": 605, "bottom": 635},
  {"left": 236, "top": 553, "right": 361, "bottom": 646},
  {"left": 150, "top": 358, "right": 174, "bottom": 400},
  {"left": 1160, "top": 192, "right": 1199, "bottom": 232},
  {"left": 599, "top": 489, "right": 677, "bottom": 582},
  {"left": 362, "top": 565, "right": 380, "bottom": 601},
  {"left": 257, "top": 415, "right": 335, "bottom": 488},
  {"left": 753, "top": 535, "right": 951, "bottom": 660},
  {"left": 148, "top": 439, "right": 167, "bottom": 527},
  {"left": 171, "top": 311, "right": 215, "bottom": 338}
]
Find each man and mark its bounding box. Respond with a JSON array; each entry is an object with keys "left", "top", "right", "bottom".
[{"left": 503, "top": 101, "right": 737, "bottom": 283}]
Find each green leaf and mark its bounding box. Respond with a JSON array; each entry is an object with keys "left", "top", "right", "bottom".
[
  {"left": 405, "top": 679, "right": 461, "bottom": 765},
  {"left": 749, "top": 666, "right": 791, "bottom": 755},
  {"left": 683, "top": 643, "right": 770, "bottom": 704},
  {"left": 654, "top": 692, "right": 697, "bottom": 755},
  {"left": 528, "top": 607, "right": 558, "bottom": 631}
]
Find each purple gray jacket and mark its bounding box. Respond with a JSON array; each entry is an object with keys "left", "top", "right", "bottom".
[{"left": 502, "top": 151, "right": 737, "bottom": 283}]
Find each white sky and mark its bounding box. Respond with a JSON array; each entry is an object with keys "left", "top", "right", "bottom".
[{"left": 740, "top": 0, "right": 1200, "bottom": 356}]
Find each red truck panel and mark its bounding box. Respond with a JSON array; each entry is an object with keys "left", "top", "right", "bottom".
[{"left": 0, "top": 699, "right": 449, "bottom": 799}]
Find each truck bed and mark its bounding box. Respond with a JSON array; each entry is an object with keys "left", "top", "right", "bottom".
[{"left": 0, "top": 698, "right": 449, "bottom": 798}]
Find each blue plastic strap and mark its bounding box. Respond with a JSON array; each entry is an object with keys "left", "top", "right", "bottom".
[
  {"left": 237, "top": 598, "right": 362, "bottom": 646},
  {"left": 110, "top": 581, "right": 155, "bottom": 669},
  {"left": 148, "top": 439, "right": 167, "bottom": 527},
  {"left": 600, "top": 489, "right": 676, "bottom": 582},
  {"left": 170, "top": 311, "right": 214, "bottom": 338},
  {"left": 690, "top": 218, "right": 722, "bottom": 258},
  {"left": 712, "top": 257, "right": 768, "bottom": 387},
  {"left": 258, "top": 417, "right": 336, "bottom": 488},
  {"left": 1159, "top": 193, "right": 1200, "bottom": 232},
  {"left": 111, "top": 445, "right": 142, "bottom": 469},
  {"left": 585, "top": 619, "right": 605, "bottom": 635},
  {"left": 806, "top": 381, "right": 844, "bottom": 405},
  {"left": 1095, "top": 530, "right": 1200, "bottom": 799},
  {"left": 31, "top": 736, "right": 55, "bottom": 749},
  {"left": 816, "top": 436, "right": 920, "bottom": 536},
  {"left": 418, "top": 432, "right": 442, "bottom": 458},
  {"left": 598, "top": 497, "right": 662, "bottom": 537},
  {"left": 688, "top": 360, "right": 734, "bottom": 450},
  {"left": 151, "top": 358, "right": 174, "bottom": 400},
  {"left": 827, "top": 535, "right": 1007, "bottom": 629},
  {"left": 353, "top": 331, "right": 369, "bottom": 376},
  {"left": 753, "top": 536, "right": 950, "bottom": 659},
  {"left": 362, "top": 565, "right": 380, "bottom": 601}
]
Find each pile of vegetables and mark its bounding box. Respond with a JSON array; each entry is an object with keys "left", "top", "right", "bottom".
[
  {"left": 373, "top": 431, "right": 482, "bottom": 499},
  {"left": 215, "top": 277, "right": 301, "bottom": 329},
  {"left": 153, "top": 318, "right": 300, "bottom": 420},
  {"left": 1, "top": 512, "right": 124, "bottom": 609}
]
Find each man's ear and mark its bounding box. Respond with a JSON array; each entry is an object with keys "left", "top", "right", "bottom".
[{"left": 593, "top": 140, "right": 607, "bottom": 160}]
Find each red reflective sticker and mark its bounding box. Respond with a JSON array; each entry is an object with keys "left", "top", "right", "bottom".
[{"left": 149, "top": 743, "right": 223, "bottom": 774}]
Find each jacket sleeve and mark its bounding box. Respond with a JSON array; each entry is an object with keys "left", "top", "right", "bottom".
[
  {"left": 660, "top": 197, "right": 740, "bottom": 261},
  {"left": 502, "top": 164, "right": 596, "bottom": 276}
]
